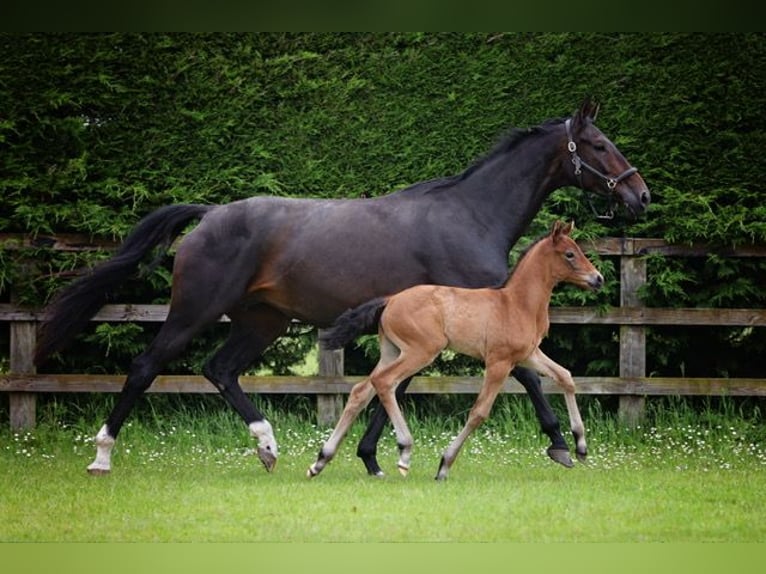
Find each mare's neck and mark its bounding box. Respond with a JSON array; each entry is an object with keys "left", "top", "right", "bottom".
[{"left": 452, "top": 123, "right": 570, "bottom": 250}]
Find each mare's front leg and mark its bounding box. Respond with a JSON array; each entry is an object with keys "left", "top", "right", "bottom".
[
  {"left": 511, "top": 366, "right": 573, "bottom": 468},
  {"left": 521, "top": 349, "right": 587, "bottom": 461}
]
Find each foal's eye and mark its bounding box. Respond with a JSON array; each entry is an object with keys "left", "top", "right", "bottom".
[{"left": 565, "top": 251, "right": 575, "bottom": 260}]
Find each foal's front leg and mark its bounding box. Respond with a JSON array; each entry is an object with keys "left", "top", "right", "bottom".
[
  {"left": 522, "top": 348, "right": 587, "bottom": 461},
  {"left": 436, "top": 360, "right": 512, "bottom": 480}
]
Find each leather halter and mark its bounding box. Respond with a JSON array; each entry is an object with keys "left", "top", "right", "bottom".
[{"left": 565, "top": 118, "right": 638, "bottom": 220}]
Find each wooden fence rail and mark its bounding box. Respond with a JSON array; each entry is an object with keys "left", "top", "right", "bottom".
[{"left": 2, "top": 234, "right": 765, "bottom": 430}]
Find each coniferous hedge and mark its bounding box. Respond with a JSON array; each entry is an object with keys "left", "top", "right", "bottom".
[{"left": 1, "top": 33, "right": 764, "bottom": 379}]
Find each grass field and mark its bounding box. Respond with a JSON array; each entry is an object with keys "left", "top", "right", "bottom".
[{"left": 1, "top": 394, "right": 765, "bottom": 542}]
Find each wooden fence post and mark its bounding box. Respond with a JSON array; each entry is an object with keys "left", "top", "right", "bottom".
[
  {"left": 619, "top": 254, "right": 647, "bottom": 426},
  {"left": 10, "top": 321, "right": 37, "bottom": 430},
  {"left": 316, "top": 329, "right": 344, "bottom": 427}
]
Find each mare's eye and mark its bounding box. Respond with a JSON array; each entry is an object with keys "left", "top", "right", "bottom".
[{"left": 593, "top": 142, "right": 606, "bottom": 152}]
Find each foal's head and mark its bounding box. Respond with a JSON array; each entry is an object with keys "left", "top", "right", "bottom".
[{"left": 544, "top": 220, "right": 603, "bottom": 290}]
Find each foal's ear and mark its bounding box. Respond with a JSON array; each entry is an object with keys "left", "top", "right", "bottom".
[{"left": 550, "top": 220, "right": 574, "bottom": 241}]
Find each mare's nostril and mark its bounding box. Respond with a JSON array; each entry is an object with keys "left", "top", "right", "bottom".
[{"left": 641, "top": 191, "right": 650, "bottom": 205}]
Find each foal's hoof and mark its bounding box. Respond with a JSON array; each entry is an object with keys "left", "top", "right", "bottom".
[
  {"left": 576, "top": 451, "right": 588, "bottom": 463},
  {"left": 397, "top": 464, "right": 410, "bottom": 477},
  {"left": 258, "top": 447, "right": 278, "bottom": 472},
  {"left": 546, "top": 447, "right": 574, "bottom": 468}
]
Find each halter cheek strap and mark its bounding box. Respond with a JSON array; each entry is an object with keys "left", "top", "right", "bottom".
[{"left": 565, "top": 118, "right": 639, "bottom": 219}]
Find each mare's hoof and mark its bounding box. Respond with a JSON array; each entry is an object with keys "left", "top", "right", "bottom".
[
  {"left": 86, "top": 466, "right": 110, "bottom": 476},
  {"left": 576, "top": 451, "right": 588, "bottom": 463},
  {"left": 397, "top": 464, "right": 409, "bottom": 477},
  {"left": 258, "top": 447, "right": 278, "bottom": 472},
  {"left": 360, "top": 457, "right": 384, "bottom": 477},
  {"left": 547, "top": 447, "right": 574, "bottom": 468}
]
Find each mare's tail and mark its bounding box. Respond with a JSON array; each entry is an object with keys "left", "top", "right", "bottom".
[
  {"left": 319, "top": 297, "right": 389, "bottom": 350},
  {"left": 34, "top": 204, "right": 212, "bottom": 365}
]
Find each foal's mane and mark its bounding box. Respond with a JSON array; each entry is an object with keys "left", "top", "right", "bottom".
[
  {"left": 500, "top": 232, "right": 550, "bottom": 287},
  {"left": 426, "top": 117, "right": 566, "bottom": 193}
]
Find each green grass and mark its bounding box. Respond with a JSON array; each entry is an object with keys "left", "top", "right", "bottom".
[{"left": 1, "top": 395, "right": 765, "bottom": 542}]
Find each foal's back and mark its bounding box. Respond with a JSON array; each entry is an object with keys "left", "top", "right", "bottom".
[{"left": 380, "top": 282, "right": 538, "bottom": 363}]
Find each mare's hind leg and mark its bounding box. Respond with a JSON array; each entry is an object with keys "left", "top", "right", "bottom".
[
  {"left": 88, "top": 307, "right": 223, "bottom": 475},
  {"left": 202, "top": 305, "right": 290, "bottom": 472},
  {"left": 521, "top": 349, "right": 587, "bottom": 461},
  {"left": 511, "top": 366, "right": 572, "bottom": 468}
]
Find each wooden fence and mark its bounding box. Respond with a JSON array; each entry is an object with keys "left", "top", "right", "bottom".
[{"left": 1, "top": 233, "right": 765, "bottom": 430}]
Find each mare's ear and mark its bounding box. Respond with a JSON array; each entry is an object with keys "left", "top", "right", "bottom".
[{"left": 571, "top": 98, "right": 600, "bottom": 133}]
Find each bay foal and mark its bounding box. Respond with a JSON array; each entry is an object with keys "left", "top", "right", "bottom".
[{"left": 309, "top": 221, "right": 603, "bottom": 480}]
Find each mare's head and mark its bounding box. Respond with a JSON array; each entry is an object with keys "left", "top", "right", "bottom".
[
  {"left": 545, "top": 220, "right": 603, "bottom": 290},
  {"left": 565, "top": 99, "right": 650, "bottom": 218}
]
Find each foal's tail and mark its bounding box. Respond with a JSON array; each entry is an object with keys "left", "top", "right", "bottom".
[
  {"left": 34, "top": 204, "right": 213, "bottom": 365},
  {"left": 319, "top": 297, "right": 389, "bottom": 350}
]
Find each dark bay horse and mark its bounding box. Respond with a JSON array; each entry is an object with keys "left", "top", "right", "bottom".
[
  {"left": 34, "top": 100, "right": 649, "bottom": 475},
  {"left": 309, "top": 221, "right": 602, "bottom": 480}
]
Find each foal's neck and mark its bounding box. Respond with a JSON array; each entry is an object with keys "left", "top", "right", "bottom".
[{"left": 502, "top": 244, "right": 559, "bottom": 324}]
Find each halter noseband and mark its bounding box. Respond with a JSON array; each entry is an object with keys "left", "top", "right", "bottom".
[{"left": 565, "top": 118, "right": 638, "bottom": 220}]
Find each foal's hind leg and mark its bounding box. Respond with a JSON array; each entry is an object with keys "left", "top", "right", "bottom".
[
  {"left": 203, "top": 305, "right": 290, "bottom": 472},
  {"left": 309, "top": 336, "right": 402, "bottom": 478},
  {"left": 367, "top": 336, "right": 437, "bottom": 476},
  {"left": 356, "top": 376, "right": 413, "bottom": 476},
  {"left": 307, "top": 379, "right": 376, "bottom": 478}
]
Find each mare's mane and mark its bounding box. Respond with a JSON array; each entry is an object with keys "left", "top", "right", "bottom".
[{"left": 425, "top": 117, "right": 566, "bottom": 193}]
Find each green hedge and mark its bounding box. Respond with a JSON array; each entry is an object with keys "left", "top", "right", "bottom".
[{"left": 1, "top": 33, "right": 764, "bottom": 378}]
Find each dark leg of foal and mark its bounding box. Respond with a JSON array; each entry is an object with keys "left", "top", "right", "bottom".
[
  {"left": 510, "top": 366, "right": 573, "bottom": 468},
  {"left": 356, "top": 376, "right": 413, "bottom": 476},
  {"left": 202, "top": 306, "right": 291, "bottom": 472}
]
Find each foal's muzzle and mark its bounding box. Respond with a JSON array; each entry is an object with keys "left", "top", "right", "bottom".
[{"left": 587, "top": 272, "right": 604, "bottom": 290}]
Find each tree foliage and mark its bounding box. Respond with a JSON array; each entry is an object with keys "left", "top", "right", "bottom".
[{"left": 1, "top": 33, "right": 764, "bottom": 378}]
